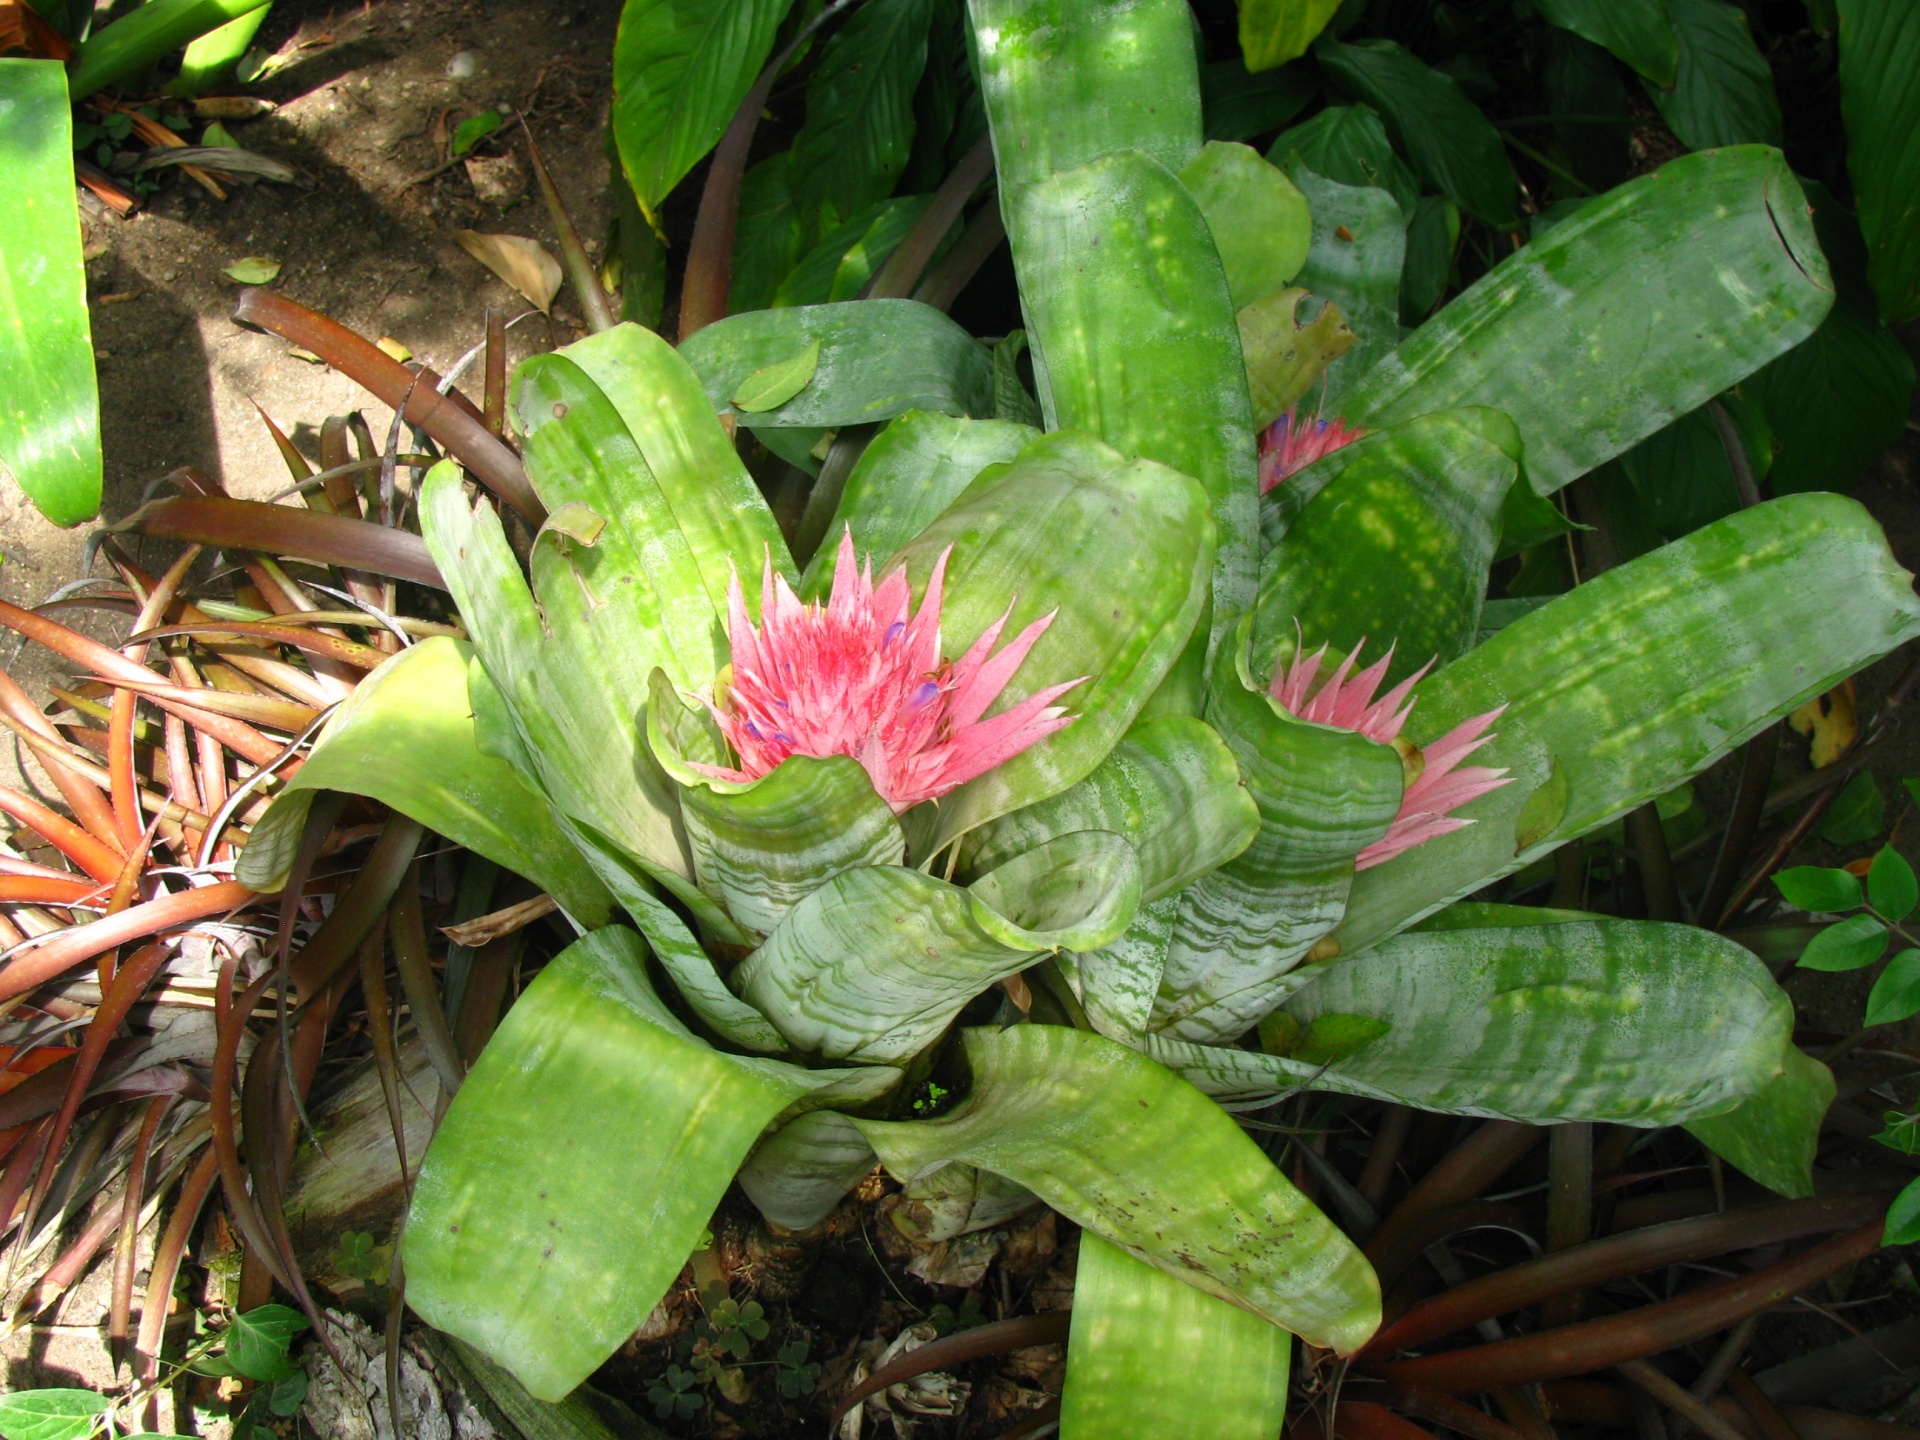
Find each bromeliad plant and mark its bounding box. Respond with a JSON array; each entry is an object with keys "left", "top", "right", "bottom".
[{"left": 234, "top": 2, "right": 1920, "bottom": 1434}]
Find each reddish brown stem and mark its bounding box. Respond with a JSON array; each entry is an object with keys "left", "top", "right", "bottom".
[
  {"left": 135, "top": 1146, "right": 218, "bottom": 1430},
  {"left": 484, "top": 307, "right": 507, "bottom": 439},
  {"left": 0, "top": 881, "right": 253, "bottom": 1003},
  {"left": 111, "top": 1094, "right": 173, "bottom": 1372},
  {"left": 912, "top": 205, "right": 1007, "bottom": 313},
  {"left": 865, "top": 135, "right": 995, "bottom": 301},
  {"left": 125, "top": 494, "right": 446, "bottom": 591},
  {"left": 831, "top": 1313, "right": 1071, "bottom": 1425},
  {"left": 1366, "top": 1121, "right": 1542, "bottom": 1264}
]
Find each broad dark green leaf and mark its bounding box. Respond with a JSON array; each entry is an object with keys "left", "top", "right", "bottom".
[
  {"left": 227, "top": 1304, "right": 307, "bottom": 1382},
  {"left": 611, "top": 0, "right": 795, "bottom": 216},
  {"left": 772, "top": 195, "right": 930, "bottom": 307},
  {"left": 1817, "top": 770, "right": 1886, "bottom": 844},
  {"left": 1871, "top": 847, "right": 1918, "bottom": 922},
  {"left": 1401, "top": 195, "right": 1459, "bottom": 324},
  {"left": 1747, "top": 299, "right": 1914, "bottom": 495},
  {"left": 1061, "top": 1235, "right": 1290, "bottom": 1440},
  {"left": 1887, "top": 1177, "right": 1920, "bottom": 1246},
  {"left": 1543, "top": 29, "right": 1633, "bottom": 192},
  {"left": 1838, "top": 0, "right": 1920, "bottom": 321},
  {"left": 1536, "top": 0, "right": 1679, "bottom": 83},
  {"left": 1616, "top": 403, "right": 1749, "bottom": 541},
  {"left": 1644, "top": 0, "right": 1782, "bottom": 151},
  {"left": 731, "top": 154, "right": 804, "bottom": 314},
  {"left": 1315, "top": 38, "right": 1517, "bottom": 227},
  {"left": 1178, "top": 141, "right": 1312, "bottom": 309},
  {"left": 0, "top": 61, "right": 100, "bottom": 527},
  {"left": 1268, "top": 104, "right": 1418, "bottom": 216},
  {"left": 789, "top": 0, "right": 936, "bottom": 233},
  {"left": 1686, "top": 1044, "right": 1833, "bottom": 1197},
  {"left": 1201, "top": 57, "right": 1316, "bottom": 143},
  {"left": 678, "top": 299, "right": 995, "bottom": 428},
  {"left": 1339, "top": 147, "right": 1833, "bottom": 497},
  {"left": 1286, "top": 167, "right": 1405, "bottom": 404},
  {"left": 1331, "top": 495, "right": 1920, "bottom": 954},
  {"left": 1237, "top": 0, "right": 1343, "bottom": 73},
  {"left": 854, "top": 1024, "right": 1380, "bottom": 1352}
]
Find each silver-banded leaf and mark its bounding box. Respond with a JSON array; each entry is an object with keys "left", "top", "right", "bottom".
[
  {"left": 235, "top": 637, "right": 612, "bottom": 928},
  {"left": 677, "top": 299, "right": 995, "bottom": 428},
  {"left": 1177, "top": 140, "right": 1312, "bottom": 309},
  {"left": 799, "top": 409, "right": 1039, "bottom": 600},
  {"left": 1067, "top": 892, "right": 1179, "bottom": 1044},
  {"left": 1286, "top": 166, "right": 1407, "bottom": 404},
  {"left": 957, "top": 716, "right": 1260, "bottom": 904},
  {"left": 737, "top": 1110, "right": 878, "bottom": 1231},
  {"left": 1340, "top": 146, "right": 1832, "bottom": 495},
  {"left": 897, "top": 1163, "right": 1040, "bottom": 1242},
  {"left": 1332, "top": 494, "right": 1920, "bottom": 955},
  {"left": 999, "top": 149, "right": 1260, "bottom": 655},
  {"left": 969, "top": 830, "right": 1144, "bottom": 952},
  {"left": 853, "top": 1024, "right": 1380, "bottom": 1354},
  {"left": 885, "top": 431, "right": 1215, "bottom": 853},
  {"left": 1060, "top": 1234, "right": 1290, "bottom": 1440},
  {"left": 1251, "top": 408, "right": 1521, "bottom": 686},
  {"left": 1153, "top": 634, "right": 1403, "bottom": 1043},
  {"left": 1153, "top": 919, "right": 1792, "bottom": 1126},
  {"left": 1686, "top": 1044, "right": 1834, "bottom": 1198},
  {"left": 557, "top": 323, "right": 794, "bottom": 601}
]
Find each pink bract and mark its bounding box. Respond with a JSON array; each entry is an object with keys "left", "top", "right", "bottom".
[
  {"left": 1269, "top": 639, "right": 1510, "bottom": 870},
  {"left": 1258, "top": 408, "right": 1365, "bottom": 494},
  {"left": 691, "top": 531, "right": 1083, "bottom": 814}
]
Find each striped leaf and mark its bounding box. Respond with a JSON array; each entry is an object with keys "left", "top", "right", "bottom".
[
  {"left": 1149, "top": 919, "right": 1792, "bottom": 1126},
  {"left": 1339, "top": 146, "right": 1832, "bottom": 495},
  {"left": 957, "top": 717, "right": 1260, "bottom": 903},
  {"left": 885, "top": 431, "right": 1215, "bottom": 853},
  {"left": 1068, "top": 893, "right": 1179, "bottom": 1044},
  {"left": 1152, "top": 632, "right": 1403, "bottom": 1043},
  {"left": 406, "top": 928, "right": 894, "bottom": 1401},
  {"left": 236, "top": 638, "right": 612, "bottom": 928},
  {"left": 852, "top": 1024, "right": 1379, "bottom": 1354},
  {"left": 1061, "top": 1235, "right": 1290, "bottom": 1440},
  {"left": 734, "top": 831, "right": 1141, "bottom": 1063},
  {"left": 737, "top": 1110, "right": 878, "bottom": 1231},
  {"left": 1331, "top": 494, "right": 1920, "bottom": 956}
]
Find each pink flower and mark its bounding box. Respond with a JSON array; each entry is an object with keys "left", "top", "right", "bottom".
[
  {"left": 1269, "top": 640, "right": 1510, "bottom": 870},
  {"left": 1258, "top": 408, "right": 1364, "bottom": 494},
  {"left": 691, "top": 531, "right": 1083, "bottom": 813}
]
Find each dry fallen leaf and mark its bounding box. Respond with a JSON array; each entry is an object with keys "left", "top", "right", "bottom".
[
  {"left": 1789, "top": 678, "right": 1857, "bottom": 768},
  {"left": 453, "top": 230, "right": 562, "bottom": 312}
]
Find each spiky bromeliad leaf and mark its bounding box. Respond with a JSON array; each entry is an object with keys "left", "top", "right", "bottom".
[
  {"left": 1337, "top": 146, "right": 1833, "bottom": 496},
  {"left": 852, "top": 1024, "right": 1380, "bottom": 1354},
  {"left": 405, "top": 928, "right": 897, "bottom": 1401},
  {"left": 235, "top": 637, "right": 613, "bottom": 927},
  {"left": 1151, "top": 920, "right": 1792, "bottom": 1127},
  {"left": 1331, "top": 494, "right": 1920, "bottom": 955},
  {"left": 733, "top": 830, "right": 1142, "bottom": 1063}
]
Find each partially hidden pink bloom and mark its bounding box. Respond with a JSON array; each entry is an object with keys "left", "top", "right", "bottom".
[
  {"left": 690, "top": 530, "right": 1084, "bottom": 814},
  {"left": 1258, "top": 408, "right": 1365, "bottom": 494},
  {"left": 1269, "top": 639, "right": 1510, "bottom": 870}
]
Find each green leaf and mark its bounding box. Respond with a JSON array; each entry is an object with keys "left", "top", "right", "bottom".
[
  {"left": 992, "top": 332, "right": 1044, "bottom": 427},
  {"left": 1237, "top": 287, "right": 1358, "bottom": 431},
  {"left": 1838, "top": 0, "right": 1920, "bottom": 321},
  {"left": 66, "top": 0, "right": 272, "bottom": 100},
  {"left": 1870, "top": 846, "right": 1918, "bottom": 922},
  {"left": 1644, "top": 0, "right": 1782, "bottom": 150},
  {"left": 1774, "top": 864, "right": 1863, "bottom": 913},
  {"left": 611, "top": 0, "right": 794, "bottom": 217},
  {"left": 730, "top": 341, "right": 821, "bottom": 412},
  {"left": 0, "top": 1391, "right": 110, "bottom": 1440},
  {"left": 1797, "top": 913, "right": 1888, "bottom": 972},
  {"left": 1071, "top": 893, "right": 1179, "bottom": 1043},
  {"left": 1178, "top": 141, "right": 1311, "bottom": 309},
  {"left": 234, "top": 638, "right": 614, "bottom": 927},
  {"left": 798, "top": 409, "right": 1038, "bottom": 598},
  {"left": 1686, "top": 1044, "right": 1834, "bottom": 1198},
  {"left": 452, "top": 108, "right": 503, "bottom": 157},
  {"left": 1158, "top": 918, "right": 1793, "bottom": 1125},
  {"left": 1315, "top": 37, "right": 1517, "bottom": 227},
  {"left": 1060, "top": 1234, "right": 1290, "bottom": 1440},
  {"left": 1816, "top": 770, "right": 1885, "bottom": 845},
  {"left": 882, "top": 430, "right": 1215, "bottom": 851},
  {"left": 789, "top": 0, "right": 936, "bottom": 232},
  {"left": 1615, "top": 404, "right": 1749, "bottom": 542},
  {"left": 172, "top": 2, "right": 270, "bottom": 96},
  {"left": 1269, "top": 104, "right": 1418, "bottom": 216},
  {"left": 0, "top": 61, "right": 100, "bottom": 527},
  {"left": 853, "top": 1024, "right": 1379, "bottom": 1353},
  {"left": 1543, "top": 29, "right": 1634, "bottom": 192},
  {"left": 1237, "top": 0, "right": 1341, "bottom": 72},
  {"left": 1747, "top": 295, "right": 1915, "bottom": 496},
  {"left": 737, "top": 1109, "right": 878, "bottom": 1230},
  {"left": 1201, "top": 57, "right": 1316, "bottom": 144},
  {"left": 679, "top": 299, "right": 994, "bottom": 428},
  {"left": 731, "top": 154, "right": 804, "bottom": 314},
  {"left": 1867, "top": 949, "right": 1920, "bottom": 1026},
  {"left": 227, "top": 1304, "right": 308, "bottom": 1382},
  {"left": 734, "top": 831, "right": 1141, "bottom": 1062},
  {"left": 998, "top": 149, "right": 1258, "bottom": 659},
  {"left": 772, "top": 195, "right": 931, "bottom": 307},
  {"left": 1331, "top": 495, "right": 1920, "bottom": 955},
  {"left": 222, "top": 256, "right": 282, "bottom": 284},
  {"left": 1535, "top": 0, "right": 1679, "bottom": 84},
  {"left": 958, "top": 715, "right": 1261, "bottom": 904},
  {"left": 1338, "top": 147, "right": 1833, "bottom": 498},
  {"left": 1252, "top": 407, "right": 1520, "bottom": 686},
  {"left": 1886, "top": 1176, "right": 1920, "bottom": 1246},
  {"left": 1284, "top": 167, "right": 1406, "bottom": 403},
  {"left": 406, "top": 927, "right": 887, "bottom": 1400},
  {"left": 1401, "top": 195, "right": 1459, "bottom": 325}
]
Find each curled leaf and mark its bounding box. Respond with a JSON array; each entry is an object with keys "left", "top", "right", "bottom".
[{"left": 453, "top": 230, "right": 564, "bottom": 313}]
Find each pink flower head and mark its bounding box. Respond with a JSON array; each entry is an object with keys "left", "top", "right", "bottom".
[
  {"left": 690, "top": 530, "right": 1084, "bottom": 814},
  {"left": 1269, "top": 638, "right": 1510, "bottom": 870},
  {"left": 1258, "top": 408, "right": 1364, "bottom": 494}
]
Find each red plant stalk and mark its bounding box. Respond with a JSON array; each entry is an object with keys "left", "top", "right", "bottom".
[
  {"left": 135, "top": 1145, "right": 218, "bottom": 1431},
  {"left": 0, "top": 881, "right": 253, "bottom": 1003}
]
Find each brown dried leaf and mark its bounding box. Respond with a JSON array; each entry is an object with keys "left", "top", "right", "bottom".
[{"left": 453, "top": 230, "right": 562, "bottom": 312}]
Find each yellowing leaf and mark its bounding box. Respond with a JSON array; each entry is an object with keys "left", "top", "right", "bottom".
[
  {"left": 730, "top": 341, "right": 822, "bottom": 413},
  {"left": 223, "top": 256, "right": 281, "bottom": 284},
  {"left": 376, "top": 336, "right": 413, "bottom": 363},
  {"left": 1513, "top": 757, "right": 1569, "bottom": 853},
  {"left": 1788, "top": 679, "right": 1856, "bottom": 768},
  {"left": 1238, "top": 0, "right": 1344, "bottom": 72},
  {"left": 453, "top": 231, "right": 563, "bottom": 313}
]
